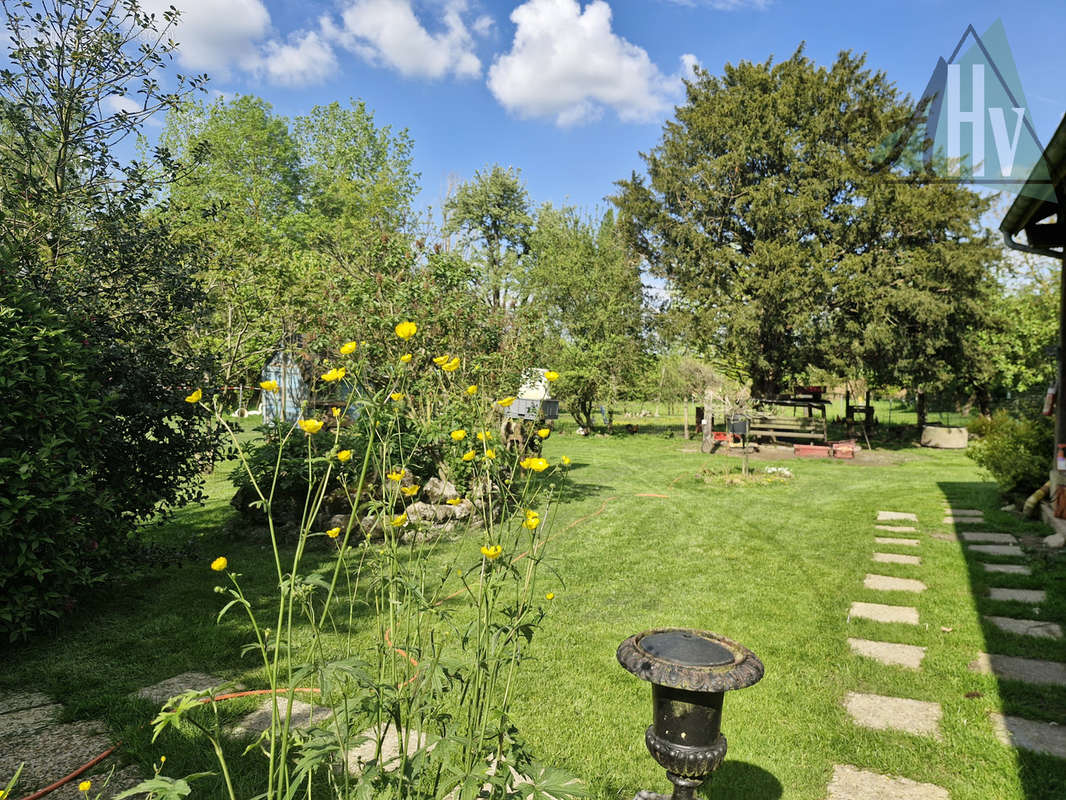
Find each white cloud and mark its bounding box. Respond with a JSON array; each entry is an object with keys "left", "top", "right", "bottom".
[
  {"left": 104, "top": 95, "right": 142, "bottom": 115},
  {"left": 324, "top": 0, "right": 482, "bottom": 80},
  {"left": 256, "top": 29, "right": 339, "bottom": 87},
  {"left": 142, "top": 0, "right": 271, "bottom": 73},
  {"left": 488, "top": 0, "right": 696, "bottom": 126}
]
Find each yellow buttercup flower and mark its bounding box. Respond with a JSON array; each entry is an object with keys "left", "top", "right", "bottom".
[
  {"left": 340, "top": 341, "right": 358, "bottom": 355},
  {"left": 544, "top": 371, "right": 559, "bottom": 382},
  {"left": 496, "top": 396, "right": 515, "bottom": 408},
  {"left": 332, "top": 406, "right": 341, "bottom": 417},
  {"left": 523, "top": 514, "right": 541, "bottom": 530},
  {"left": 322, "top": 367, "right": 346, "bottom": 382},
  {"left": 395, "top": 321, "right": 417, "bottom": 340},
  {"left": 561, "top": 455, "right": 571, "bottom": 466},
  {"left": 259, "top": 380, "right": 279, "bottom": 392},
  {"left": 483, "top": 449, "right": 496, "bottom": 460},
  {"left": 545, "top": 592, "right": 555, "bottom": 600},
  {"left": 433, "top": 354, "right": 450, "bottom": 366},
  {"left": 326, "top": 527, "right": 340, "bottom": 539},
  {"left": 78, "top": 781, "right": 92, "bottom": 793},
  {"left": 536, "top": 428, "right": 551, "bottom": 439},
  {"left": 400, "top": 353, "right": 412, "bottom": 363},
  {"left": 528, "top": 457, "right": 549, "bottom": 472},
  {"left": 390, "top": 392, "right": 405, "bottom": 402},
  {"left": 211, "top": 556, "right": 227, "bottom": 572},
  {"left": 476, "top": 431, "right": 492, "bottom": 441},
  {"left": 461, "top": 450, "right": 476, "bottom": 462},
  {"left": 451, "top": 429, "right": 467, "bottom": 441},
  {"left": 298, "top": 419, "right": 323, "bottom": 434},
  {"left": 446, "top": 497, "right": 462, "bottom": 505},
  {"left": 519, "top": 456, "right": 534, "bottom": 470},
  {"left": 391, "top": 513, "right": 408, "bottom": 527},
  {"left": 185, "top": 388, "right": 202, "bottom": 403},
  {"left": 337, "top": 449, "right": 352, "bottom": 462},
  {"left": 442, "top": 356, "right": 460, "bottom": 372},
  {"left": 466, "top": 384, "right": 477, "bottom": 395},
  {"left": 386, "top": 469, "right": 406, "bottom": 481},
  {"left": 480, "top": 544, "right": 502, "bottom": 560},
  {"left": 401, "top": 485, "right": 419, "bottom": 497}
]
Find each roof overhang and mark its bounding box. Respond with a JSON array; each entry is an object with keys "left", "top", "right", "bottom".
[{"left": 1001, "top": 114, "right": 1066, "bottom": 259}]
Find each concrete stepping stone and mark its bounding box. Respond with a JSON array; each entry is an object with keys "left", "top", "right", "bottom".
[
  {"left": 233, "top": 696, "right": 330, "bottom": 737},
  {"left": 878, "top": 511, "right": 918, "bottom": 522},
  {"left": 843, "top": 692, "right": 942, "bottom": 738},
  {"left": 0, "top": 691, "right": 53, "bottom": 715},
  {"left": 929, "top": 532, "right": 957, "bottom": 542},
  {"left": 873, "top": 552, "right": 921, "bottom": 566},
  {"left": 346, "top": 726, "right": 433, "bottom": 773},
  {"left": 875, "top": 537, "right": 920, "bottom": 547},
  {"left": 850, "top": 602, "right": 919, "bottom": 625},
  {"left": 943, "top": 516, "right": 984, "bottom": 525},
  {"left": 864, "top": 574, "right": 927, "bottom": 593},
  {"left": 826, "top": 765, "right": 949, "bottom": 800},
  {"left": 969, "top": 652, "right": 1066, "bottom": 686},
  {"left": 847, "top": 638, "right": 926, "bottom": 669},
  {"left": 136, "top": 671, "right": 230, "bottom": 706},
  {"left": 876, "top": 524, "right": 917, "bottom": 533},
  {"left": 982, "top": 563, "right": 1032, "bottom": 575},
  {"left": 966, "top": 544, "right": 1024, "bottom": 557},
  {"left": 985, "top": 615, "right": 1063, "bottom": 639},
  {"left": 945, "top": 508, "right": 983, "bottom": 516},
  {"left": 990, "top": 713, "right": 1066, "bottom": 759},
  {"left": 961, "top": 532, "right": 1017, "bottom": 544},
  {"left": 988, "top": 587, "right": 1046, "bottom": 604}
]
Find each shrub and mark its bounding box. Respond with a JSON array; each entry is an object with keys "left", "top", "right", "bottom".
[{"left": 967, "top": 410, "right": 1053, "bottom": 497}]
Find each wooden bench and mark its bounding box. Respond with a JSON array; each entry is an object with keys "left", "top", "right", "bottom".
[{"left": 748, "top": 415, "right": 827, "bottom": 443}]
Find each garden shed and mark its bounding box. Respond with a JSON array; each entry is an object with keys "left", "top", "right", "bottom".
[{"left": 260, "top": 348, "right": 307, "bottom": 425}]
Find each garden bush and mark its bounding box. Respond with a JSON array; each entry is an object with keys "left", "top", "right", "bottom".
[{"left": 967, "top": 410, "right": 1054, "bottom": 497}]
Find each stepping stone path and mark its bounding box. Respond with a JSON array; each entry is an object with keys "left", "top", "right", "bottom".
[
  {"left": 966, "top": 543, "right": 1024, "bottom": 557},
  {"left": 850, "top": 601, "right": 919, "bottom": 625},
  {"left": 876, "top": 524, "right": 917, "bottom": 533},
  {"left": 233, "top": 696, "right": 329, "bottom": 737},
  {"left": 873, "top": 552, "right": 921, "bottom": 565},
  {"left": 987, "top": 587, "right": 1046, "bottom": 604},
  {"left": 878, "top": 511, "right": 918, "bottom": 522},
  {"left": 984, "top": 615, "right": 1063, "bottom": 639},
  {"left": 0, "top": 690, "right": 143, "bottom": 800},
  {"left": 848, "top": 638, "right": 926, "bottom": 669},
  {"left": 826, "top": 765, "right": 948, "bottom": 800},
  {"left": 875, "top": 537, "right": 919, "bottom": 547},
  {"left": 136, "top": 671, "right": 229, "bottom": 705},
  {"left": 990, "top": 713, "right": 1066, "bottom": 759},
  {"left": 943, "top": 516, "right": 984, "bottom": 525},
  {"left": 864, "top": 574, "right": 927, "bottom": 593},
  {"left": 945, "top": 508, "right": 983, "bottom": 516},
  {"left": 982, "top": 563, "right": 1032, "bottom": 575},
  {"left": 960, "top": 532, "right": 1017, "bottom": 544},
  {"left": 843, "top": 692, "right": 942, "bottom": 739},
  {"left": 969, "top": 652, "right": 1066, "bottom": 687}
]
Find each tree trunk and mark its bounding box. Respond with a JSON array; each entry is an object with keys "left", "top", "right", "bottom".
[{"left": 915, "top": 388, "right": 927, "bottom": 431}]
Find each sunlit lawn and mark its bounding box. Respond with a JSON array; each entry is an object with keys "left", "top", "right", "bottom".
[{"left": 3, "top": 427, "right": 1064, "bottom": 799}]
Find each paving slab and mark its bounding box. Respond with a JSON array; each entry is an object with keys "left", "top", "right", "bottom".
[
  {"left": 826, "top": 765, "right": 949, "bottom": 800},
  {"left": 135, "top": 671, "right": 230, "bottom": 706},
  {"left": 233, "top": 697, "right": 330, "bottom": 737},
  {"left": 961, "top": 532, "right": 1018, "bottom": 544},
  {"left": 843, "top": 692, "right": 941, "bottom": 738},
  {"left": 878, "top": 511, "right": 919, "bottom": 522},
  {"left": 873, "top": 552, "right": 922, "bottom": 566},
  {"left": 990, "top": 713, "right": 1066, "bottom": 759},
  {"left": 966, "top": 544, "right": 1024, "bottom": 557},
  {"left": 864, "top": 574, "right": 927, "bottom": 593},
  {"left": 850, "top": 602, "right": 919, "bottom": 625},
  {"left": 346, "top": 726, "right": 433, "bottom": 773},
  {"left": 875, "top": 537, "right": 920, "bottom": 547},
  {"left": 969, "top": 652, "right": 1066, "bottom": 686},
  {"left": 876, "top": 524, "right": 917, "bottom": 533},
  {"left": 985, "top": 615, "right": 1063, "bottom": 639},
  {"left": 0, "top": 690, "right": 53, "bottom": 715},
  {"left": 847, "top": 638, "right": 926, "bottom": 669},
  {"left": 981, "top": 563, "right": 1032, "bottom": 575},
  {"left": 943, "top": 516, "right": 984, "bottom": 525},
  {"left": 929, "top": 532, "right": 958, "bottom": 542},
  {"left": 945, "top": 508, "right": 983, "bottom": 516},
  {"left": 988, "top": 587, "right": 1046, "bottom": 604}
]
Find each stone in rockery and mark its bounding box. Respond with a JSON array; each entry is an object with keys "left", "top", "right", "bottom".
[{"left": 422, "top": 477, "right": 459, "bottom": 504}]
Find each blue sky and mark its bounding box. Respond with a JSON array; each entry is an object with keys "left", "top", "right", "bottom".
[{"left": 137, "top": 0, "right": 1066, "bottom": 220}]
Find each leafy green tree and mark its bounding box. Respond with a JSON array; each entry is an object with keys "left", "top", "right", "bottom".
[
  {"left": 613, "top": 47, "right": 1000, "bottom": 420},
  {"left": 526, "top": 206, "right": 646, "bottom": 429},
  {"left": 444, "top": 165, "right": 534, "bottom": 308},
  {"left": 0, "top": 0, "right": 216, "bottom": 637}
]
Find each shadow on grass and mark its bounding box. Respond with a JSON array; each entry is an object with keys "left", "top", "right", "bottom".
[
  {"left": 938, "top": 480, "right": 1066, "bottom": 800},
  {"left": 705, "top": 760, "right": 783, "bottom": 798}
]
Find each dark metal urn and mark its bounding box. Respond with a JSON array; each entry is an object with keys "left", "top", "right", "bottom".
[{"left": 617, "top": 628, "right": 763, "bottom": 800}]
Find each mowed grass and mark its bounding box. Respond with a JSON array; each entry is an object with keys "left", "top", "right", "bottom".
[{"left": 3, "top": 429, "right": 1064, "bottom": 799}]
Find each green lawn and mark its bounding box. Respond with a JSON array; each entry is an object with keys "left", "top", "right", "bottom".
[{"left": 3, "top": 430, "right": 1064, "bottom": 799}]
